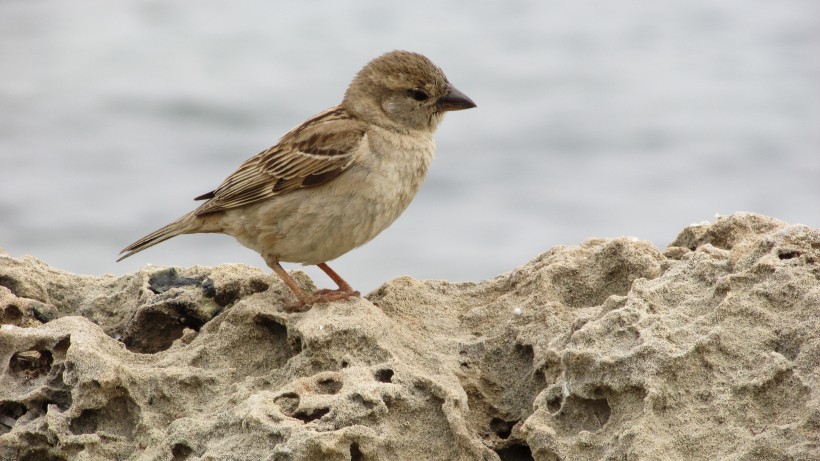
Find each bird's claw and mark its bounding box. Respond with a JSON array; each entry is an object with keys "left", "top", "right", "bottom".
[{"left": 283, "top": 289, "right": 361, "bottom": 312}]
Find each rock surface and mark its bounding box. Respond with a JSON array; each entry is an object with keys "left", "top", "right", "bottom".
[{"left": 0, "top": 213, "right": 818, "bottom": 461}]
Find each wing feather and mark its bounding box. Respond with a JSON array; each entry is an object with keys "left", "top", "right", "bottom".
[{"left": 193, "top": 106, "right": 365, "bottom": 216}]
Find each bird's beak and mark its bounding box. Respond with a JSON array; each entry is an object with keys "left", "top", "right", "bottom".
[{"left": 436, "top": 85, "right": 477, "bottom": 112}]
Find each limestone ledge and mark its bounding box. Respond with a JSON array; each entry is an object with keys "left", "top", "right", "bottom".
[{"left": 0, "top": 213, "right": 818, "bottom": 460}]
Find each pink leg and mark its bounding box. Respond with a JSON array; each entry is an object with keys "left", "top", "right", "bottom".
[
  {"left": 312, "top": 262, "right": 361, "bottom": 301},
  {"left": 264, "top": 254, "right": 359, "bottom": 311}
]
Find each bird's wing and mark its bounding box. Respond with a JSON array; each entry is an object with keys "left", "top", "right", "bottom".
[{"left": 193, "top": 106, "right": 366, "bottom": 216}]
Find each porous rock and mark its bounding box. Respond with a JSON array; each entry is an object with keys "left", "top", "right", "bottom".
[{"left": 0, "top": 212, "right": 818, "bottom": 460}]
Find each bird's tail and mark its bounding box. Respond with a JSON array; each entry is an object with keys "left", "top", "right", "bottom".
[{"left": 117, "top": 213, "right": 198, "bottom": 262}]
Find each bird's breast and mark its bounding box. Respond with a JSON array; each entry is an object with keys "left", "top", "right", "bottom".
[{"left": 244, "top": 129, "right": 437, "bottom": 265}]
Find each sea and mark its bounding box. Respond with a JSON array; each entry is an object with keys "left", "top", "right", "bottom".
[{"left": 1, "top": 0, "right": 818, "bottom": 292}]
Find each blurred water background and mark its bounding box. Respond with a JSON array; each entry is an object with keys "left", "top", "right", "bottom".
[{"left": 1, "top": 0, "right": 818, "bottom": 292}]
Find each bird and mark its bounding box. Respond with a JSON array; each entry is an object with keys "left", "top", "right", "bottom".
[{"left": 118, "top": 50, "right": 476, "bottom": 311}]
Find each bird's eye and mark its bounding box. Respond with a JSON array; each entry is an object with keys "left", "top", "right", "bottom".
[{"left": 408, "top": 89, "right": 430, "bottom": 101}]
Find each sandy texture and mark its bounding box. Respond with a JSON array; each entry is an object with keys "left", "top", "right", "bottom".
[{"left": 1, "top": 212, "right": 818, "bottom": 460}]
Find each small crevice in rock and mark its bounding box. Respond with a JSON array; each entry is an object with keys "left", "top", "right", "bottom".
[
  {"left": 0, "top": 401, "right": 27, "bottom": 434},
  {"left": 556, "top": 395, "right": 611, "bottom": 432},
  {"left": 515, "top": 344, "right": 534, "bottom": 364},
  {"left": 490, "top": 417, "right": 518, "bottom": 440},
  {"left": 34, "top": 394, "right": 71, "bottom": 415},
  {"left": 38, "top": 363, "right": 72, "bottom": 411},
  {"left": 274, "top": 393, "right": 299, "bottom": 415},
  {"left": 2, "top": 304, "right": 22, "bottom": 325},
  {"left": 777, "top": 250, "right": 801, "bottom": 260},
  {"left": 254, "top": 313, "right": 287, "bottom": 339},
  {"left": 19, "top": 450, "right": 66, "bottom": 461},
  {"left": 53, "top": 337, "right": 71, "bottom": 359},
  {"left": 68, "top": 395, "right": 140, "bottom": 438},
  {"left": 494, "top": 443, "right": 534, "bottom": 461},
  {"left": 288, "top": 333, "right": 303, "bottom": 354},
  {"left": 374, "top": 368, "right": 394, "bottom": 383},
  {"left": 252, "top": 314, "right": 300, "bottom": 368},
  {"left": 9, "top": 350, "right": 53, "bottom": 381},
  {"left": 316, "top": 377, "right": 343, "bottom": 395},
  {"left": 350, "top": 393, "right": 376, "bottom": 410},
  {"left": 293, "top": 407, "right": 330, "bottom": 423},
  {"left": 547, "top": 395, "right": 564, "bottom": 414},
  {"left": 350, "top": 442, "right": 364, "bottom": 461},
  {"left": 122, "top": 307, "right": 190, "bottom": 353},
  {"left": 0, "top": 275, "right": 20, "bottom": 297},
  {"left": 171, "top": 443, "right": 193, "bottom": 461}
]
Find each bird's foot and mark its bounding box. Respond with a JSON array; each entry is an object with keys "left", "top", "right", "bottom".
[
  {"left": 283, "top": 289, "right": 361, "bottom": 312},
  {"left": 312, "top": 288, "right": 361, "bottom": 300}
]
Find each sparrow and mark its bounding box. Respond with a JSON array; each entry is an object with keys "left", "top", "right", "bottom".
[{"left": 118, "top": 50, "right": 476, "bottom": 310}]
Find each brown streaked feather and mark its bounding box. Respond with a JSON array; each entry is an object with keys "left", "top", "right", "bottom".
[{"left": 193, "top": 106, "right": 366, "bottom": 216}]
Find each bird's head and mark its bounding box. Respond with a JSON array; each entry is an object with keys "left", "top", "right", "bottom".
[{"left": 343, "top": 50, "right": 476, "bottom": 133}]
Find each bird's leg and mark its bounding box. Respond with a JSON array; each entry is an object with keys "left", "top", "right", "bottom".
[
  {"left": 313, "top": 262, "right": 361, "bottom": 300},
  {"left": 265, "top": 255, "right": 312, "bottom": 311},
  {"left": 316, "top": 262, "right": 355, "bottom": 292},
  {"left": 265, "top": 255, "right": 359, "bottom": 311}
]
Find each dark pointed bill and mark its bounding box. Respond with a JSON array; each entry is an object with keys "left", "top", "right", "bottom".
[{"left": 436, "top": 85, "right": 477, "bottom": 112}]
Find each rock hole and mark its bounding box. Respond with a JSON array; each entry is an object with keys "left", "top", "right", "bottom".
[
  {"left": 341, "top": 360, "right": 350, "bottom": 368},
  {"left": 350, "top": 442, "right": 364, "bottom": 461},
  {"left": 69, "top": 408, "right": 99, "bottom": 435},
  {"left": 494, "top": 443, "right": 534, "bottom": 461},
  {"left": 778, "top": 250, "right": 801, "bottom": 260},
  {"left": 289, "top": 334, "right": 303, "bottom": 353},
  {"left": 589, "top": 398, "right": 611, "bottom": 426},
  {"left": 490, "top": 417, "right": 518, "bottom": 440},
  {"left": 212, "top": 278, "right": 269, "bottom": 306},
  {"left": 2, "top": 304, "right": 22, "bottom": 324},
  {"left": 255, "top": 314, "right": 287, "bottom": 339},
  {"left": 351, "top": 393, "right": 376, "bottom": 410},
  {"left": 122, "top": 310, "right": 184, "bottom": 353},
  {"left": 316, "top": 377, "right": 343, "bottom": 395},
  {"left": 53, "top": 337, "right": 71, "bottom": 359},
  {"left": 0, "top": 275, "right": 20, "bottom": 296},
  {"left": 0, "top": 401, "right": 27, "bottom": 434},
  {"left": 37, "top": 393, "right": 72, "bottom": 413},
  {"left": 19, "top": 450, "right": 66, "bottom": 461},
  {"left": 171, "top": 443, "right": 193, "bottom": 461},
  {"left": 533, "top": 367, "right": 545, "bottom": 385},
  {"left": 556, "top": 396, "right": 611, "bottom": 432},
  {"left": 274, "top": 393, "right": 299, "bottom": 415},
  {"left": 250, "top": 279, "right": 270, "bottom": 293},
  {"left": 515, "top": 344, "right": 534, "bottom": 364},
  {"left": 9, "top": 350, "right": 53, "bottom": 380},
  {"left": 293, "top": 407, "right": 330, "bottom": 423},
  {"left": 68, "top": 395, "right": 139, "bottom": 437},
  {"left": 211, "top": 281, "right": 241, "bottom": 306},
  {"left": 37, "top": 364, "right": 72, "bottom": 411},
  {"left": 252, "top": 314, "right": 301, "bottom": 370},
  {"left": 374, "top": 368, "right": 394, "bottom": 383},
  {"left": 547, "top": 396, "right": 563, "bottom": 413}
]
